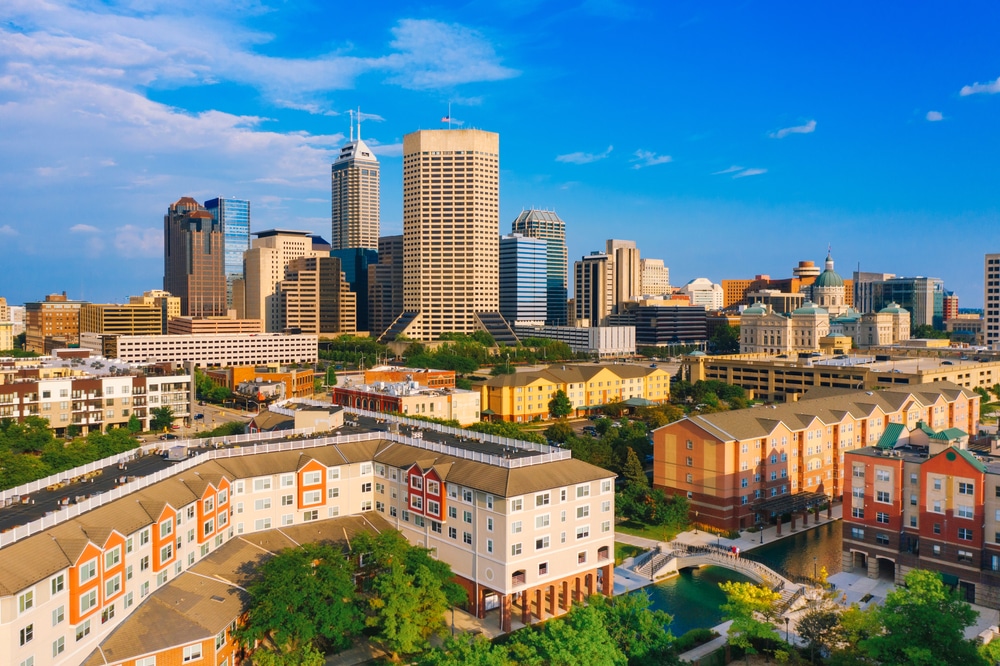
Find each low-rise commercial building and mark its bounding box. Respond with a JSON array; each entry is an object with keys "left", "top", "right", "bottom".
[
  {"left": 480, "top": 363, "right": 671, "bottom": 422},
  {"left": 512, "top": 325, "right": 635, "bottom": 358},
  {"left": 205, "top": 365, "right": 316, "bottom": 399},
  {"left": 653, "top": 383, "right": 979, "bottom": 531},
  {"left": 332, "top": 380, "right": 481, "bottom": 425},
  {"left": 165, "top": 316, "right": 263, "bottom": 335}
]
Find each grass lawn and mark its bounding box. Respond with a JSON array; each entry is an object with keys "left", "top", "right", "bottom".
[
  {"left": 614, "top": 519, "right": 685, "bottom": 543},
  {"left": 614, "top": 542, "right": 646, "bottom": 565}
]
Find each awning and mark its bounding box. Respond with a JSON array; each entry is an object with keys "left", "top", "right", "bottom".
[
  {"left": 481, "top": 409, "right": 496, "bottom": 415},
  {"left": 940, "top": 572, "right": 959, "bottom": 586}
]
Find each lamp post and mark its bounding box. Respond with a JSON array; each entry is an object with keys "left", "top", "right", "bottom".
[
  {"left": 785, "top": 616, "right": 790, "bottom": 644},
  {"left": 694, "top": 511, "right": 699, "bottom": 534},
  {"left": 813, "top": 556, "right": 818, "bottom": 581}
]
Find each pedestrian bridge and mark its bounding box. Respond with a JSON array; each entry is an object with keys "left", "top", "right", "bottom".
[{"left": 632, "top": 543, "right": 797, "bottom": 593}]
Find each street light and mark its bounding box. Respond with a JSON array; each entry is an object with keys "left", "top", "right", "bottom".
[
  {"left": 813, "top": 556, "right": 818, "bottom": 581},
  {"left": 694, "top": 511, "right": 698, "bottom": 534},
  {"left": 785, "top": 616, "right": 790, "bottom": 644}
]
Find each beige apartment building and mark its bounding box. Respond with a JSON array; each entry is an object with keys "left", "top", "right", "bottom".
[
  {"left": 398, "top": 129, "right": 501, "bottom": 341},
  {"left": 240, "top": 229, "right": 324, "bottom": 332},
  {"left": 113, "top": 333, "right": 318, "bottom": 368},
  {"left": 0, "top": 419, "right": 613, "bottom": 665}
]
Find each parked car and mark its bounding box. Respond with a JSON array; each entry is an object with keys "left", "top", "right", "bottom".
[
  {"left": 170, "top": 424, "right": 180, "bottom": 430},
  {"left": 159, "top": 433, "right": 179, "bottom": 440},
  {"left": 194, "top": 413, "right": 205, "bottom": 420}
]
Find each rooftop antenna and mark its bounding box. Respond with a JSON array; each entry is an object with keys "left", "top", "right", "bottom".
[
  {"left": 445, "top": 102, "right": 452, "bottom": 129},
  {"left": 349, "top": 109, "right": 354, "bottom": 142},
  {"left": 357, "top": 107, "right": 362, "bottom": 141}
]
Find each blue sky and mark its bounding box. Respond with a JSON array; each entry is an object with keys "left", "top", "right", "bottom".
[{"left": 1, "top": 1, "right": 998, "bottom": 308}]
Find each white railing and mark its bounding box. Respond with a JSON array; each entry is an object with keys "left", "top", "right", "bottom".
[
  {"left": 344, "top": 407, "right": 572, "bottom": 465},
  {"left": 0, "top": 428, "right": 313, "bottom": 504}
]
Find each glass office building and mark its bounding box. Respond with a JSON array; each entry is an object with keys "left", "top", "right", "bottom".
[{"left": 204, "top": 197, "right": 251, "bottom": 309}]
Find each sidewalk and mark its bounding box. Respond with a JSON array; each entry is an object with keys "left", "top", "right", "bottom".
[{"left": 672, "top": 503, "right": 843, "bottom": 555}]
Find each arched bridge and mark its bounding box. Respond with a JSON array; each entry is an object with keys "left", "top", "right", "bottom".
[{"left": 632, "top": 543, "right": 799, "bottom": 595}]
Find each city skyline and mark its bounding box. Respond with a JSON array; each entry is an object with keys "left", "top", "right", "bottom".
[{"left": 1, "top": 2, "right": 998, "bottom": 306}]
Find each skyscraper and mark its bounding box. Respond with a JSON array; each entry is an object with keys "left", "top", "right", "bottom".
[
  {"left": 499, "top": 234, "right": 547, "bottom": 326},
  {"left": 400, "top": 129, "right": 500, "bottom": 341},
  {"left": 163, "top": 197, "right": 227, "bottom": 317},
  {"left": 281, "top": 256, "right": 357, "bottom": 335},
  {"left": 242, "top": 230, "right": 324, "bottom": 331},
  {"left": 606, "top": 239, "right": 641, "bottom": 312},
  {"left": 331, "top": 130, "right": 380, "bottom": 251},
  {"left": 511, "top": 209, "right": 568, "bottom": 326},
  {"left": 204, "top": 197, "right": 250, "bottom": 309},
  {"left": 368, "top": 235, "right": 404, "bottom": 339},
  {"left": 640, "top": 258, "right": 670, "bottom": 296},
  {"left": 574, "top": 252, "right": 614, "bottom": 326},
  {"left": 986, "top": 254, "right": 1000, "bottom": 348}
]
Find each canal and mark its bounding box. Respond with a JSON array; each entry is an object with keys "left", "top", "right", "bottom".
[{"left": 640, "top": 520, "right": 843, "bottom": 635}]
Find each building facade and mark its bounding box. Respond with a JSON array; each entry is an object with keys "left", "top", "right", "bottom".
[
  {"left": 113, "top": 333, "right": 318, "bottom": 368},
  {"left": 511, "top": 210, "right": 568, "bottom": 326},
  {"left": 400, "top": 129, "right": 500, "bottom": 341},
  {"left": 606, "top": 239, "right": 641, "bottom": 313},
  {"left": 512, "top": 325, "right": 636, "bottom": 358},
  {"left": 986, "top": 254, "right": 1000, "bottom": 348},
  {"left": 480, "top": 363, "right": 670, "bottom": 422},
  {"left": 163, "top": 197, "right": 227, "bottom": 318},
  {"left": 368, "top": 235, "right": 404, "bottom": 339},
  {"left": 79, "top": 304, "right": 162, "bottom": 338},
  {"left": 679, "top": 278, "right": 724, "bottom": 311},
  {"left": 331, "top": 136, "right": 380, "bottom": 251},
  {"left": 0, "top": 421, "right": 614, "bottom": 665},
  {"left": 640, "top": 258, "right": 670, "bottom": 296},
  {"left": 330, "top": 248, "right": 378, "bottom": 333},
  {"left": 740, "top": 302, "right": 830, "bottom": 354},
  {"left": 332, "top": 381, "right": 481, "bottom": 425},
  {"left": 240, "top": 229, "right": 324, "bottom": 332},
  {"left": 653, "top": 383, "right": 979, "bottom": 531},
  {"left": 500, "top": 234, "right": 547, "bottom": 327},
  {"left": 25, "top": 293, "right": 87, "bottom": 354},
  {"left": 608, "top": 304, "right": 708, "bottom": 347},
  {"left": 574, "top": 253, "right": 614, "bottom": 327},
  {"left": 127, "top": 290, "right": 180, "bottom": 334},
  {"left": 203, "top": 197, "right": 250, "bottom": 310},
  {"left": 280, "top": 256, "right": 357, "bottom": 335}
]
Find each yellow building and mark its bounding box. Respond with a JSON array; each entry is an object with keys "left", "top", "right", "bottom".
[
  {"left": 80, "top": 303, "right": 162, "bottom": 336},
  {"left": 480, "top": 363, "right": 671, "bottom": 422},
  {"left": 129, "top": 289, "right": 181, "bottom": 332}
]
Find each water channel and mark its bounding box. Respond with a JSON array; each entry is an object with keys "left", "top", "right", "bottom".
[{"left": 638, "top": 520, "right": 843, "bottom": 635}]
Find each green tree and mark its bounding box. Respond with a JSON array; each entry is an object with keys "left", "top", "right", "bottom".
[
  {"left": 911, "top": 324, "right": 948, "bottom": 339},
  {"left": 621, "top": 447, "right": 648, "bottom": 489},
  {"left": 512, "top": 603, "right": 627, "bottom": 666},
  {"left": 710, "top": 324, "right": 741, "bottom": 354},
  {"left": 367, "top": 558, "right": 449, "bottom": 659},
  {"left": 548, "top": 390, "right": 573, "bottom": 418},
  {"left": 467, "top": 421, "right": 546, "bottom": 444},
  {"left": 326, "top": 365, "right": 338, "bottom": 387},
  {"left": 719, "top": 581, "right": 782, "bottom": 665},
  {"left": 544, "top": 420, "right": 575, "bottom": 443},
  {"left": 418, "top": 634, "right": 512, "bottom": 666},
  {"left": 860, "top": 569, "right": 986, "bottom": 666},
  {"left": 237, "top": 543, "right": 362, "bottom": 659},
  {"left": 797, "top": 606, "right": 843, "bottom": 664},
  {"left": 250, "top": 646, "right": 325, "bottom": 666},
  {"left": 589, "top": 593, "right": 680, "bottom": 665},
  {"left": 126, "top": 414, "right": 142, "bottom": 434},
  {"left": 150, "top": 406, "right": 174, "bottom": 431}
]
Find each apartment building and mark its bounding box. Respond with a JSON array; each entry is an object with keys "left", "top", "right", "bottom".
[
  {"left": 653, "top": 383, "right": 979, "bottom": 531},
  {"left": 480, "top": 363, "right": 671, "bottom": 422},
  {"left": 25, "top": 293, "right": 87, "bottom": 354},
  {"left": 331, "top": 381, "right": 481, "bottom": 425},
  {"left": 0, "top": 423, "right": 614, "bottom": 665},
  {"left": 843, "top": 431, "right": 1000, "bottom": 608},
  {"left": 0, "top": 373, "right": 192, "bottom": 435},
  {"left": 113, "top": 333, "right": 318, "bottom": 368}
]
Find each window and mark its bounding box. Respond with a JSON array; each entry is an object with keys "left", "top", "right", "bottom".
[
  {"left": 410, "top": 475, "right": 423, "bottom": 490},
  {"left": 959, "top": 482, "right": 974, "bottom": 495},
  {"left": 328, "top": 487, "right": 340, "bottom": 498},
  {"left": 538, "top": 562, "right": 548, "bottom": 576},
  {"left": 428, "top": 500, "right": 440, "bottom": 516},
  {"left": 535, "top": 493, "right": 550, "bottom": 507},
  {"left": 876, "top": 534, "right": 889, "bottom": 545},
  {"left": 303, "top": 471, "right": 322, "bottom": 485},
  {"left": 20, "top": 623, "right": 33, "bottom": 645},
  {"left": 218, "top": 488, "right": 228, "bottom": 505},
  {"left": 361, "top": 482, "right": 372, "bottom": 493},
  {"left": 959, "top": 549, "right": 974, "bottom": 563},
  {"left": 487, "top": 539, "right": 494, "bottom": 553},
  {"left": 959, "top": 527, "right": 974, "bottom": 541},
  {"left": 601, "top": 479, "right": 612, "bottom": 494},
  {"left": 18, "top": 589, "right": 34, "bottom": 614},
  {"left": 511, "top": 498, "right": 523, "bottom": 512},
  {"left": 255, "top": 518, "right": 272, "bottom": 530},
  {"left": 124, "top": 592, "right": 134, "bottom": 609},
  {"left": 463, "top": 531, "right": 472, "bottom": 544},
  {"left": 183, "top": 644, "right": 203, "bottom": 662},
  {"left": 360, "top": 462, "right": 373, "bottom": 475},
  {"left": 52, "top": 605, "right": 64, "bottom": 626},
  {"left": 448, "top": 527, "right": 457, "bottom": 539},
  {"left": 303, "top": 510, "right": 319, "bottom": 522},
  {"left": 428, "top": 480, "right": 440, "bottom": 496},
  {"left": 576, "top": 525, "right": 590, "bottom": 539},
  {"left": 602, "top": 520, "right": 611, "bottom": 533},
  {"left": 282, "top": 494, "right": 294, "bottom": 506},
  {"left": 101, "top": 604, "right": 115, "bottom": 624},
  {"left": 958, "top": 505, "right": 974, "bottom": 519},
  {"left": 876, "top": 469, "right": 890, "bottom": 482},
  {"left": 254, "top": 478, "right": 272, "bottom": 492},
  {"left": 328, "top": 467, "right": 341, "bottom": 480},
  {"left": 51, "top": 574, "right": 65, "bottom": 595},
  {"left": 203, "top": 518, "right": 214, "bottom": 537},
  {"left": 850, "top": 527, "right": 865, "bottom": 539},
  {"left": 876, "top": 490, "right": 891, "bottom": 503},
  {"left": 686, "top": 457, "right": 693, "bottom": 467},
  {"left": 576, "top": 484, "right": 591, "bottom": 498},
  {"left": 933, "top": 544, "right": 942, "bottom": 555},
  {"left": 203, "top": 497, "right": 214, "bottom": 513},
  {"left": 536, "top": 514, "right": 550, "bottom": 529},
  {"left": 280, "top": 474, "right": 295, "bottom": 488},
  {"left": 80, "top": 589, "right": 98, "bottom": 614},
  {"left": 933, "top": 478, "right": 942, "bottom": 491},
  {"left": 602, "top": 500, "right": 611, "bottom": 513},
  {"left": 140, "top": 581, "right": 149, "bottom": 598},
  {"left": 76, "top": 619, "right": 91, "bottom": 641},
  {"left": 910, "top": 494, "right": 917, "bottom": 506},
  {"left": 511, "top": 521, "right": 522, "bottom": 534},
  {"left": 105, "top": 575, "right": 121, "bottom": 598},
  {"left": 577, "top": 505, "right": 590, "bottom": 519},
  {"left": 511, "top": 543, "right": 522, "bottom": 556},
  {"left": 851, "top": 507, "right": 864, "bottom": 519},
  {"left": 157, "top": 571, "right": 168, "bottom": 587},
  {"left": 578, "top": 551, "right": 588, "bottom": 564},
  {"left": 535, "top": 536, "right": 550, "bottom": 550},
  {"left": 255, "top": 498, "right": 272, "bottom": 510},
  {"left": 79, "top": 559, "right": 97, "bottom": 584},
  {"left": 303, "top": 490, "right": 322, "bottom": 504},
  {"left": 934, "top": 523, "right": 941, "bottom": 534},
  {"left": 52, "top": 636, "right": 65, "bottom": 657}
]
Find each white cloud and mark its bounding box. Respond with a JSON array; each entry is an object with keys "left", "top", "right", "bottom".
[
  {"left": 733, "top": 168, "right": 767, "bottom": 178},
  {"left": 925, "top": 110, "right": 944, "bottom": 122},
  {"left": 631, "top": 150, "right": 673, "bottom": 169},
  {"left": 368, "top": 141, "right": 404, "bottom": 157},
  {"left": 70, "top": 224, "right": 100, "bottom": 233},
  {"left": 713, "top": 165, "right": 744, "bottom": 175},
  {"left": 769, "top": 119, "right": 816, "bottom": 139},
  {"left": 113, "top": 225, "right": 162, "bottom": 257},
  {"left": 0, "top": 225, "right": 17, "bottom": 236},
  {"left": 274, "top": 100, "right": 340, "bottom": 116},
  {"left": 960, "top": 76, "right": 1000, "bottom": 96},
  {"left": 556, "top": 145, "right": 613, "bottom": 164}
]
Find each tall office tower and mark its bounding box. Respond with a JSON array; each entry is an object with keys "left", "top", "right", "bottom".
[
  {"left": 242, "top": 230, "right": 324, "bottom": 332},
  {"left": 986, "top": 254, "right": 1000, "bottom": 348},
  {"left": 499, "top": 234, "right": 547, "bottom": 326},
  {"left": 853, "top": 271, "right": 896, "bottom": 313},
  {"left": 511, "top": 209, "right": 568, "bottom": 326},
  {"left": 331, "top": 248, "right": 378, "bottom": 332},
  {"left": 204, "top": 197, "right": 251, "bottom": 309},
  {"left": 606, "top": 239, "right": 641, "bottom": 312},
  {"left": 859, "top": 276, "right": 944, "bottom": 330},
  {"left": 369, "top": 235, "right": 404, "bottom": 339},
  {"left": 163, "top": 197, "right": 227, "bottom": 318},
  {"left": 574, "top": 252, "right": 614, "bottom": 326},
  {"left": 281, "top": 256, "right": 357, "bottom": 335},
  {"left": 401, "top": 129, "right": 500, "bottom": 341},
  {"left": 331, "top": 129, "right": 380, "bottom": 251},
  {"left": 943, "top": 292, "right": 958, "bottom": 322},
  {"left": 640, "top": 258, "right": 670, "bottom": 296}
]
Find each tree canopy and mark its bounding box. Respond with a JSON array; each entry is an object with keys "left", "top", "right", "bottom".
[
  {"left": 548, "top": 390, "right": 573, "bottom": 418},
  {"left": 150, "top": 406, "right": 174, "bottom": 431}
]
